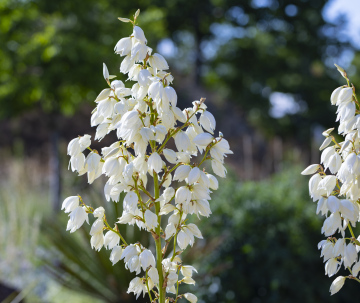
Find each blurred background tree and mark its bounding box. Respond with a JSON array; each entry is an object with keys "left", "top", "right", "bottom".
[{"left": 1, "top": 0, "right": 359, "bottom": 302}]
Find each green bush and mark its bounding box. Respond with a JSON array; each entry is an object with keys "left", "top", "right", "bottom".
[{"left": 191, "top": 166, "right": 359, "bottom": 303}]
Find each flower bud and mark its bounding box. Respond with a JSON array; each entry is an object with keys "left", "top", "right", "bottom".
[
  {"left": 301, "top": 164, "right": 320, "bottom": 175},
  {"left": 330, "top": 276, "right": 346, "bottom": 295}
]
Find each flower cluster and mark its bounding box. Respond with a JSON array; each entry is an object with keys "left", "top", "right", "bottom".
[
  {"left": 302, "top": 64, "right": 360, "bottom": 295},
  {"left": 62, "top": 10, "right": 232, "bottom": 303}
]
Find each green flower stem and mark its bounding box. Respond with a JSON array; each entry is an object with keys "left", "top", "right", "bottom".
[
  {"left": 154, "top": 171, "right": 165, "bottom": 303},
  {"left": 145, "top": 271, "right": 154, "bottom": 303}
]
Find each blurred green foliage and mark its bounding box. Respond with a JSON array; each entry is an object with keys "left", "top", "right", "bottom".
[
  {"left": 190, "top": 167, "right": 359, "bottom": 302},
  {"left": 0, "top": 0, "right": 354, "bottom": 143},
  {"left": 0, "top": 0, "right": 166, "bottom": 118}
]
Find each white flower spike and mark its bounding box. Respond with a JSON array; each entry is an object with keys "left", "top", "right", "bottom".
[
  {"left": 62, "top": 9, "right": 232, "bottom": 303},
  {"left": 303, "top": 64, "right": 360, "bottom": 295}
]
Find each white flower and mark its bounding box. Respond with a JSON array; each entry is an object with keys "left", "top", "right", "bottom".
[
  {"left": 149, "top": 53, "right": 169, "bottom": 70},
  {"left": 330, "top": 276, "right": 346, "bottom": 295},
  {"left": 93, "top": 207, "right": 105, "bottom": 218},
  {"left": 184, "top": 293, "right": 198, "bottom": 303},
  {"left": 301, "top": 164, "right": 320, "bottom": 175},
  {"left": 174, "top": 131, "right": 190, "bottom": 152},
  {"left": 123, "top": 191, "right": 138, "bottom": 212},
  {"left": 115, "top": 37, "right": 132, "bottom": 56},
  {"left": 174, "top": 165, "right": 191, "bottom": 181},
  {"left": 103, "top": 63, "right": 109, "bottom": 80},
  {"left": 121, "top": 244, "right": 139, "bottom": 263},
  {"left": 163, "top": 149, "right": 177, "bottom": 164},
  {"left": 327, "top": 196, "right": 340, "bottom": 213},
  {"left": 211, "top": 159, "right": 227, "bottom": 178},
  {"left": 62, "top": 196, "right": 79, "bottom": 213},
  {"left": 132, "top": 26, "right": 147, "bottom": 43},
  {"left": 145, "top": 209, "right": 158, "bottom": 230},
  {"left": 90, "top": 219, "right": 105, "bottom": 236},
  {"left": 344, "top": 243, "right": 357, "bottom": 268},
  {"left": 139, "top": 249, "right": 156, "bottom": 270},
  {"left": 207, "top": 174, "right": 219, "bottom": 190},
  {"left": 91, "top": 232, "right": 104, "bottom": 251},
  {"left": 181, "top": 265, "right": 198, "bottom": 278},
  {"left": 127, "top": 277, "right": 146, "bottom": 299},
  {"left": 319, "top": 136, "right": 333, "bottom": 151},
  {"left": 330, "top": 87, "right": 342, "bottom": 105},
  {"left": 325, "top": 258, "right": 340, "bottom": 277},
  {"left": 188, "top": 167, "right": 201, "bottom": 185},
  {"left": 339, "top": 199, "right": 358, "bottom": 222},
  {"left": 110, "top": 245, "right": 123, "bottom": 265},
  {"left": 148, "top": 267, "right": 159, "bottom": 284},
  {"left": 67, "top": 206, "right": 89, "bottom": 233},
  {"left": 148, "top": 152, "right": 163, "bottom": 173},
  {"left": 104, "top": 231, "right": 120, "bottom": 249},
  {"left": 199, "top": 111, "right": 216, "bottom": 134},
  {"left": 193, "top": 133, "right": 213, "bottom": 147}
]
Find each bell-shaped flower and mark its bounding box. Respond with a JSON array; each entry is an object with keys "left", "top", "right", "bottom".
[
  {"left": 174, "top": 131, "right": 190, "bottom": 152},
  {"left": 199, "top": 111, "right": 216, "bottom": 134},
  {"left": 62, "top": 196, "right": 79, "bottom": 213},
  {"left": 127, "top": 277, "right": 147, "bottom": 299},
  {"left": 149, "top": 53, "right": 169, "bottom": 70},
  {"left": 337, "top": 87, "right": 353, "bottom": 105},
  {"left": 163, "top": 86, "right": 177, "bottom": 107},
  {"left": 93, "top": 206, "right": 105, "bottom": 218},
  {"left": 121, "top": 244, "right": 139, "bottom": 263},
  {"left": 187, "top": 167, "right": 201, "bottom": 185},
  {"left": 138, "top": 69, "right": 152, "bottom": 87},
  {"left": 123, "top": 191, "right": 138, "bottom": 212},
  {"left": 207, "top": 174, "right": 218, "bottom": 190},
  {"left": 344, "top": 243, "right": 357, "bottom": 268},
  {"left": 104, "top": 231, "right": 120, "bottom": 250},
  {"left": 163, "top": 149, "right": 177, "bottom": 164},
  {"left": 211, "top": 159, "right": 227, "bottom": 178},
  {"left": 334, "top": 238, "right": 346, "bottom": 257},
  {"left": 327, "top": 196, "right": 340, "bottom": 213},
  {"left": 91, "top": 232, "right": 104, "bottom": 251},
  {"left": 114, "top": 37, "right": 132, "bottom": 56},
  {"left": 90, "top": 219, "right": 105, "bottom": 236},
  {"left": 139, "top": 249, "right": 156, "bottom": 270},
  {"left": 110, "top": 245, "right": 123, "bottom": 265},
  {"left": 145, "top": 209, "right": 158, "bottom": 230},
  {"left": 148, "top": 152, "right": 163, "bottom": 174},
  {"left": 181, "top": 265, "right": 198, "bottom": 278},
  {"left": 67, "top": 206, "right": 89, "bottom": 233},
  {"left": 148, "top": 267, "right": 159, "bottom": 284},
  {"left": 165, "top": 219, "right": 177, "bottom": 237},
  {"left": 174, "top": 165, "right": 191, "bottom": 181},
  {"left": 148, "top": 80, "right": 164, "bottom": 100},
  {"left": 321, "top": 212, "right": 342, "bottom": 236},
  {"left": 318, "top": 175, "right": 337, "bottom": 196},
  {"left": 339, "top": 199, "right": 358, "bottom": 222},
  {"left": 132, "top": 26, "right": 147, "bottom": 43}
]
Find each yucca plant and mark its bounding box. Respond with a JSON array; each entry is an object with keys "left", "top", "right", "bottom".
[{"left": 42, "top": 187, "right": 149, "bottom": 303}]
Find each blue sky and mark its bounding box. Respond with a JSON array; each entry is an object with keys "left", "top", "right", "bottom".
[{"left": 323, "top": 0, "right": 360, "bottom": 48}]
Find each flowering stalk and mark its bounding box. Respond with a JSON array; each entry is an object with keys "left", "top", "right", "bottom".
[
  {"left": 302, "top": 64, "right": 360, "bottom": 295},
  {"left": 62, "top": 9, "right": 232, "bottom": 303}
]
